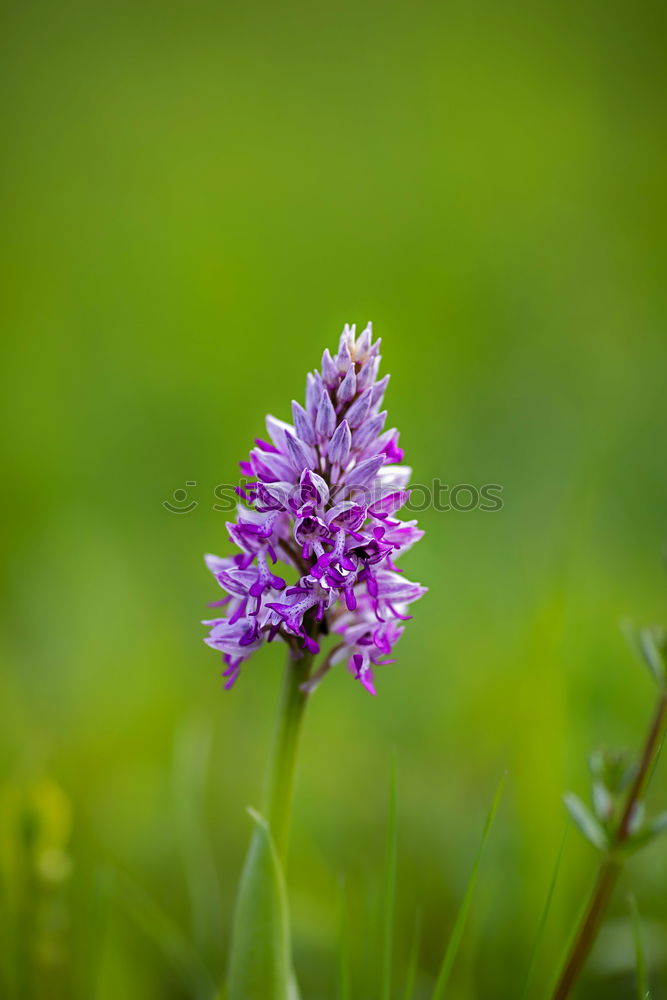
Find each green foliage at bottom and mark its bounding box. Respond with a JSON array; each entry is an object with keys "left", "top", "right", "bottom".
[{"left": 227, "top": 810, "right": 291, "bottom": 1000}]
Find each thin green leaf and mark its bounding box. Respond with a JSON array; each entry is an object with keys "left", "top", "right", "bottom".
[
  {"left": 624, "top": 621, "right": 667, "bottom": 688},
  {"left": 588, "top": 749, "right": 606, "bottom": 780},
  {"left": 638, "top": 627, "right": 667, "bottom": 687},
  {"left": 650, "top": 810, "right": 667, "bottom": 835},
  {"left": 288, "top": 970, "right": 302, "bottom": 1000},
  {"left": 519, "top": 822, "right": 569, "bottom": 1000},
  {"left": 628, "top": 801, "right": 646, "bottom": 836},
  {"left": 382, "top": 754, "right": 398, "bottom": 1000},
  {"left": 563, "top": 793, "right": 609, "bottom": 851},
  {"left": 547, "top": 882, "right": 591, "bottom": 998},
  {"left": 647, "top": 731, "right": 666, "bottom": 787},
  {"left": 227, "top": 808, "right": 291, "bottom": 1000},
  {"left": 629, "top": 893, "right": 650, "bottom": 1000},
  {"left": 403, "top": 909, "right": 422, "bottom": 1000},
  {"left": 431, "top": 772, "right": 507, "bottom": 1000},
  {"left": 620, "top": 809, "right": 667, "bottom": 855},
  {"left": 337, "top": 877, "right": 351, "bottom": 1000},
  {"left": 592, "top": 782, "right": 614, "bottom": 824}
]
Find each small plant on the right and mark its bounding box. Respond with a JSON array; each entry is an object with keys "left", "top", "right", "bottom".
[{"left": 552, "top": 620, "right": 667, "bottom": 1000}]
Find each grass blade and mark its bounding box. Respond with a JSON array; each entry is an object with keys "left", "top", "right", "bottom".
[
  {"left": 629, "top": 893, "right": 650, "bottom": 1000},
  {"left": 227, "top": 808, "right": 292, "bottom": 1000},
  {"left": 431, "top": 772, "right": 507, "bottom": 1000},
  {"left": 519, "top": 822, "right": 569, "bottom": 1000},
  {"left": 403, "top": 908, "right": 423, "bottom": 1000},
  {"left": 289, "top": 969, "right": 302, "bottom": 1000},
  {"left": 337, "top": 877, "right": 351, "bottom": 1000},
  {"left": 382, "top": 754, "right": 398, "bottom": 1000}
]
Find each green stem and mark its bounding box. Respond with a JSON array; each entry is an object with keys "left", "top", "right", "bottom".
[
  {"left": 551, "top": 858, "right": 621, "bottom": 1000},
  {"left": 551, "top": 690, "right": 667, "bottom": 1000},
  {"left": 617, "top": 692, "right": 667, "bottom": 840},
  {"left": 264, "top": 652, "right": 314, "bottom": 865}
]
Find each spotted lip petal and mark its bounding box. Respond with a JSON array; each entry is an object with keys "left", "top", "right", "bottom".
[{"left": 202, "top": 321, "right": 426, "bottom": 692}]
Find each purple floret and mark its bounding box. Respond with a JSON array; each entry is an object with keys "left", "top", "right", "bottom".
[{"left": 203, "top": 323, "right": 426, "bottom": 693}]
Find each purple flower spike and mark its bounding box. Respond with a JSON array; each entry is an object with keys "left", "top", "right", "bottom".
[{"left": 203, "top": 322, "right": 426, "bottom": 693}]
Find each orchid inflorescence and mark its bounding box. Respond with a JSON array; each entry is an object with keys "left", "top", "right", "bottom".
[{"left": 203, "top": 323, "right": 426, "bottom": 694}]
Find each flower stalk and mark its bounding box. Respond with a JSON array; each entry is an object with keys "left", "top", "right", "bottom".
[
  {"left": 264, "top": 651, "right": 314, "bottom": 864},
  {"left": 226, "top": 651, "right": 314, "bottom": 1000},
  {"left": 552, "top": 688, "right": 667, "bottom": 1000}
]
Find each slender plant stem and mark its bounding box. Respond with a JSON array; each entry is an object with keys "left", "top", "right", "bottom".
[
  {"left": 263, "top": 652, "right": 314, "bottom": 865},
  {"left": 551, "top": 691, "right": 667, "bottom": 1000},
  {"left": 617, "top": 693, "right": 667, "bottom": 840},
  {"left": 551, "top": 858, "right": 621, "bottom": 1000}
]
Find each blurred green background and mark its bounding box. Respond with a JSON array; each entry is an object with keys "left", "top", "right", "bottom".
[{"left": 1, "top": 0, "right": 666, "bottom": 997}]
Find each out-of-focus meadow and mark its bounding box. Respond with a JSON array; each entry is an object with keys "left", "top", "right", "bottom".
[{"left": 1, "top": 1, "right": 666, "bottom": 997}]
